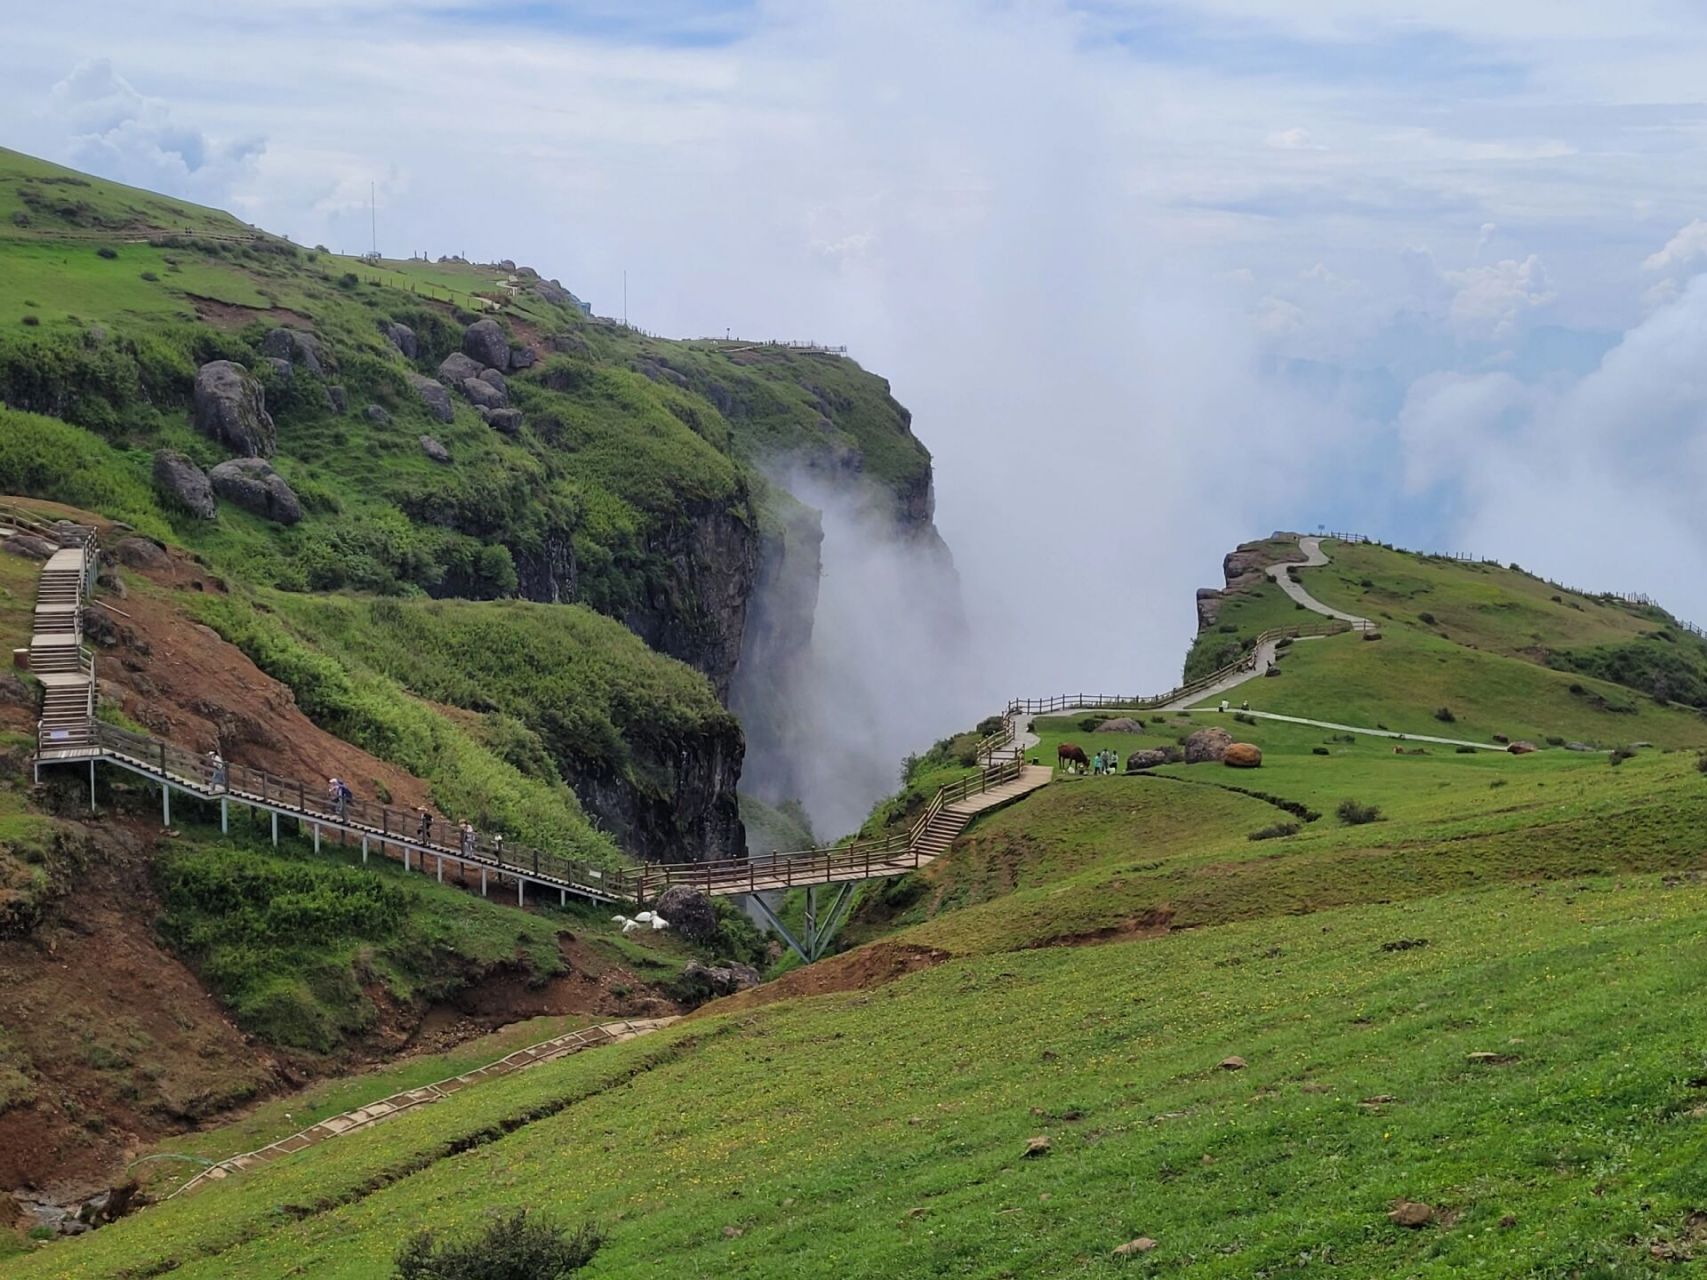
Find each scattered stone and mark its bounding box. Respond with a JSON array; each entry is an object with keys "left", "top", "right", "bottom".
[
  {"left": 383, "top": 321, "right": 418, "bottom": 358},
  {"left": 722, "top": 1225, "right": 743, "bottom": 1239},
  {"left": 1507, "top": 741, "right": 1539, "bottom": 755},
  {"left": 1492, "top": 733, "right": 1510, "bottom": 744},
  {"left": 1358, "top": 1095, "right": 1396, "bottom": 1107},
  {"left": 1, "top": 533, "right": 55, "bottom": 560},
  {"left": 476, "top": 367, "right": 508, "bottom": 395},
  {"left": 1023, "top": 1135, "right": 1052, "bottom": 1158},
  {"left": 1223, "top": 742, "right": 1262, "bottom": 769},
  {"left": 152, "top": 450, "right": 216, "bottom": 519},
  {"left": 108, "top": 536, "right": 169, "bottom": 570},
  {"left": 1362, "top": 630, "right": 1383, "bottom": 641},
  {"left": 1466, "top": 1051, "right": 1520, "bottom": 1065},
  {"left": 419, "top": 435, "right": 451, "bottom": 464},
  {"left": 406, "top": 372, "right": 454, "bottom": 423},
  {"left": 510, "top": 345, "right": 536, "bottom": 369},
  {"left": 654, "top": 886, "right": 717, "bottom": 943},
  {"left": 192, "top": 360, "right": 275, "bottom": 457},
  {"left": 263, "top": 355, "right": 294, "bottom": 382},
  {"left": 463, "top": 317, "right": 511, "bottom": 370},
  {"left": 549, "top": 331, "right": 590, "bottom": 356},
  {"left": 326, "top": 385, "right": 347, "bottom": 413},
  {"left": 1124, "top": 748, "right": 1171, "bottom": 771},
  {"left": 1389, "top": 1201, "right": 1434, "bottom": 1228},
  {"left": 364, "top": 404, "right": 392, "bottom": 425},
  {"left": 1184, "top": 727, "right": 1234, "bottom": 764},
  {"left": 1112, "top": 1237, "right": 1158, "bottom": 1258},
  {"left": 485, "top": 407, "right": 523, "bottom": 435},
  {"left": 437, "top": 352, "right": 483, "bottom": 385},
  {"left": 208, "top": 458, "right": 303, "bottom": 525},
  {"left": 1095, "top": 717, "right": 1145, "bottom": 733},
  {"left": 1218, "top": 1056, "right": 1247, "bottom": 1071},
  {"left": 460, "top": 377, "right": 507, "bottom": 410},
  {"left": 1380, "top": 938, "right": 1428, "bottom": 952},
  {"left": 1499, "top": 1214, "right": 1517, "bottom": 1229},
  {"left": 259, "top": 326, "right": 327, "bottom": 375},
  {"left": 905, "top": 1207, "right": 929, "bottom": 1219}
]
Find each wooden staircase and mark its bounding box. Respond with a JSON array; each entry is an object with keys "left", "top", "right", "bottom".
[
  {"left": 912, "top": 765, "right": 1052, "bottom": 865},
  {"left": 1, "top": 503, "right": 102, "bottom": 757}
]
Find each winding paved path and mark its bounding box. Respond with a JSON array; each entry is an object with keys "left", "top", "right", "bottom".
[{"left": 1267, "top": 536, "right": 1372, "bottom": 625}]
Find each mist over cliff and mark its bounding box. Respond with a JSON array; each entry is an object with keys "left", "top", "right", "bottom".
[{"left": 732, "top": 467, "right": 980, "bottom": 842}]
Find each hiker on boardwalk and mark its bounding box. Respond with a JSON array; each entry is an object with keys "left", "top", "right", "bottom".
[
  {"left": 491, "top": 832, "right": 504, "bottom": 862},
  {"left": 459, "top": 820, "right": 476, "bottom": 858},
  {"left": 328, "top": 777, "right": 347, "bottom": 820},
  {"left": 416, "top": 807, "right": 433, "bottom": 845},
  {"left": 207, "top": 751, "right": 227, "bottom": 792}
]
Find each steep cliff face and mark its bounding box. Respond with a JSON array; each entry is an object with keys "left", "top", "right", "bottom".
[{"left": 621, "top": 498, "right": 760, "bottom": 702}]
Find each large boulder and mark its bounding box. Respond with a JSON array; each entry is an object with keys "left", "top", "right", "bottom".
[
  {"left": 263, "top": 356, "right": 293, "bottom": 382},
  {"left": 1124, "top": 748, "right": 1172, "bottom": 771},
  {"left": 437, "top": 352, "right": 483, "bottom": 385},
  {"left": 463, "top": 317, "right": 510, "bottom": 370},
  {"left": 192, "top": 360, "right": 275, "bottom": 457},
  {"left": 152, "top": 450, "right": 216, "bottom": 519},
  {"left": 476, "top": 367, "right": 508, "bottom": 396},
  {"left": 654, "top": 886, "right": 718, "bottom": 944},
  {"left": 1095, "top": 717, "right": 1145, "bottom": 733},
  {"left": 679, "top": 960, "right": 761, "bottom": 999},
  {"left": 485, "top": 407, "right": 523, "bottom": 435},
  {"left": 383, "top": 321, "right": 418, "bottom": 359},
  {"left": 259, "top": 327, "right": 327, "bottom": 375},
  {"left": 510, "top": 346, "right": 536, "bottom": 370},
  {"left": 460, "top": 377, "right": 507, "bottom": 410},
  {"left": 405, "top": 372, "right": 454, "bottom": 423},
  {"left": 1184, "top": 726, "right": 1234, "bottom": 764},
  {"left": 1508, "top": 741, "right": 1539, "bottom": 755},
  {"left": 209, "top": 459, "right": 302, "bottom": 525},
  {"left": 108, "top": 536, "right": 169, "bottom": 570},
  {"left": 419, "top": 435, "right": 451, "bottom": 463},
  {"left": 1223, "top": 743, "right": 1263, "bottom": 768},
  {"left": 364, "top": 403, "right": 392, "bottom": 425},
  {"left": 1, "top": 533, "right": 55, "bottom": 561}
]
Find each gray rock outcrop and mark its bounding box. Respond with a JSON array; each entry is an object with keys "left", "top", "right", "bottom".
[
  {"left": 383, "top": 321, "right": 418, "bottom": 358},
  {"left": 484, "top": 407, "right": 523, "bottom": 435},
  {"left": 476, "top": 368, "right": 508, "bottom": 396},
  {"left": 1124, "top": 748, "right": 1172, "bottom": 771},
  {"left": 109, "top": 536, "right": 170, "bottom": 570},
  {"left": 365, "top": 404, "right": 392, "bottom": 424},
  {"left": 419, "top": 435, "right": 451, "bottom": 463},
  {"left": 654, "top": 886, "right": 718, "bottom": 944},
  {"left": 1, "top": 534, "right": 55, "bottom": 561},
  {"left": 152, "top": 450, "right": 216, "bottom": 519},
  {"left": 436, "top": 352, "right": 483, "bottom": 385},
  {"left": 259, "top": 327, "right": 327, "bottom": 375},
  {"left": 209, "top": 459, "right": 303, "bottom": 525},
  {"left": 263, "top": 356, "right": 293, "bottom": 382},
  {"left": 510, "top": 346, "right": 536, "bottom": 369},
  {"left": 680, "top": 960, "right": 761, "bottom": 998},
  {"left": 461, "top": 377, "right": 506, "bottom": 410},
  {"left": 193, "top": 361, "right": 275, "bottom": 457},
  {"left": 406, "top": 372, "right": 454, "bottom": 423},
  {"left": 463, "top": 318, "right": 510, "bottom": 370},
  {"left": 1095, "top": 717, "right": 1145, "bottom": 733}
]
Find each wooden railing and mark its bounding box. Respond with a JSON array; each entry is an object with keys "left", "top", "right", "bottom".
[
  {"left": 85, "top": 722, "right": 623, "bottom": 901},
  {"left": 621, "top": 756, "right": 1024, "bottom": 902}
]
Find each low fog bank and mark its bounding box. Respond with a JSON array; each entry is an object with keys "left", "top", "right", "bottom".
[{"left": 732, "top": 468, "right": 984, "bottom": 843}]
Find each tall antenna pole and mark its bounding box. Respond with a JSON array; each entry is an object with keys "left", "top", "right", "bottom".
[
  {"left": 370, "top": 182, "right": 376, "bottom": 258},
  {"left": 623, "top": 269, "right": 628, "bottom": 328}
]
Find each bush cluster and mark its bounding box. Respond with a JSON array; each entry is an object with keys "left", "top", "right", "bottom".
[{"left": 1337, "top": 798, "right": 1383, "bottom": 826}]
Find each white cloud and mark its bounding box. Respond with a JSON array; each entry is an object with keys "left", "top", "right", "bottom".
[
  {"left": 44, "top": 59, "right": 262, "bottom": 205},
  {"left": 1266, "top": 127, "right": 1322, "bottom": 151},
  {"left": 1643, "top": 218, "right": 1707, "bottom": 272},
  {"left": 1443, "top": 255, "right": 1554, "bottom": 339}
]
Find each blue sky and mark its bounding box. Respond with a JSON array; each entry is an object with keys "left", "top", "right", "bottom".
[{"left": 5, "top": 0, "right": 1707, "bottom": 692}]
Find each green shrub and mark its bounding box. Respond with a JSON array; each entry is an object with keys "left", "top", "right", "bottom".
[
  {"left": 96, "top": 246, "right": 117, "bottom": 260},
  {"left": 1336, "top": 799, "right": 1383, "bottom": 826},
  {"left": 1233, "top": 712, "right": 1257, "bottom": 726},
  {"left": 1455, "top": 745, "right": 1476, "bottom": 754},
  {"left": 1311, "top": 746, "right": 1330, "bottom": 756},
  {"left": 1418, "top": 611, "right": 1437, "bottom": 625},
  {"left": 1434, "top": 706, "right": 1455, "bottom": 723},
  {"left": 19, "top": 314, "right": 38, "bottom": 327},
  {"left": 1610, "top": 746, "right": 1636, "bottom": 766},
  {"left": 1546, "top": 736, "right": 1566, "bottom": 747},
  {"left": 1248, "top": 822, "right": 1300, "bottom": 841},
  {"left": 394, "top": 1211, "right": 601, "bottom": 1279}
]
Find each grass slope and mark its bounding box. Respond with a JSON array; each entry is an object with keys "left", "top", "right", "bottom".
[{"left": 15, "top": 873, "right": 1707, "bottom": 1278}]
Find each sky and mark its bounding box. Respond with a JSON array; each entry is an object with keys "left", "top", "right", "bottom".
[{"left": 6, "top": 0, "right": 1707, "bottom": 714}]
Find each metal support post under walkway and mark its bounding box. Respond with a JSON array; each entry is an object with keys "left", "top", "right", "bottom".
[{"left": 741, "top": 882, "right": 858, "bottom": 963}]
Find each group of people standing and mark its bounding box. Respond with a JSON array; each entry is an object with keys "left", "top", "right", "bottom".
[
  {"left": 199, "top": 752, "right": 502, "bottom": 869},
  {"left": 1091, "top": 748, "right": 1119, "bottom": 775}
]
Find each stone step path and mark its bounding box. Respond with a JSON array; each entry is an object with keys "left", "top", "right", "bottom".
[{"left": 170, "top": 1017, "right": 679, "bottom": 1198}]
